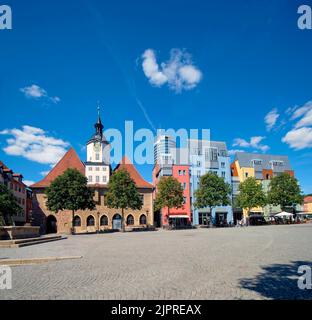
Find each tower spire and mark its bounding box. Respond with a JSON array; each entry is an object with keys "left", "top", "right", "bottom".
[{"left": 95, "top": 103, "right": 103, "bottom": 137}]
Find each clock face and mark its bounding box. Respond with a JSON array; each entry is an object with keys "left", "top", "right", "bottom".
[{"left": 94, "top": 142, "right": 101, "bottom": 152}]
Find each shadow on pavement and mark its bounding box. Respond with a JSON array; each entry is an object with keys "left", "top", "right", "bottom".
[{"left": 240, "top": 261, "right": 312, "bottom": 300}]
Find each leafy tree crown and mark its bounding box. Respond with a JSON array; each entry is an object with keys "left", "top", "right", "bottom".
[
  {"left": 46, "top": 168, "right": 95, "bottom": 213},
  {"left": 154, "top": 176, "right": 184, "bottom": 211},
  {"left": 235, "top": 177, "right": 267, "bottom": 211},
  {"left": 194, "top": 173, "right": 231, "bottom": 209},
  {"left": 106, "top": 169, "right": 143, "bottom": 211},
  {"left": 267, "top": 173, "right": 303, "bottom": 209}
]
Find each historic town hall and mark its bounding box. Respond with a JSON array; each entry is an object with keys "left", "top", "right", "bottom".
[{"left": 31, "top": 111, "right": 154, "bottom": 234}]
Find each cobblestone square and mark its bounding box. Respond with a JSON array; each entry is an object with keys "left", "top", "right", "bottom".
[{"left": 1, "top": 224, "right": 312, "bottom": 300}]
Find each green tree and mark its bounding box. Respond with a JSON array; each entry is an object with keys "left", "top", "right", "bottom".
[
  {"left": 106, "top": 169, "right": 143, "bottom": 232},
  {"left": 154, "top": 176, "right": 184, "bottom": 227},
  {"left": 235, "top": 177, "right": 267, "bottom": 216},
  {"left": 194, "top": 173, "right": 231, "bottom": 218},
  {"left": 0, "top": 184, "right": 22, "bottom": 226},
  {"left": 267, "top": 173, "right": 303, "bottom": 212},
  {"left": 45, "top": 168, "right": 95, "bottom": 234}
]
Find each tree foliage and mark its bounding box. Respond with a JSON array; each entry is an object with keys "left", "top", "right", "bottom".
[
  {"left": 45, "top": 168, "right": 95, "bottom": 232},
  {"left": 0, "top": 184, "right": 22, "bottom": 226},
  {"left": 235, "top": 177, "right": 267, "bottom": 215},
  {"left": 106, "top": 169, "right": 143, "bottom": 231},
  {"left": 194, "top": 173, "right": 231, "bottom": 210},
  {"left": 154, "top": 176, "right": 184, "bottom": 212},
  {"left": 267, "top": 173, "right": 303, "bottom": 211}
]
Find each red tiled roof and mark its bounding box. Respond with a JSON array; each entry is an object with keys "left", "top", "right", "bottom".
[
  {"left": 114, "top": 156, "right": 153, "bottom": 189},
  {"left": 0, "top": 161, "right": 11, "bottom": 172},
  {"left": 304, "top": 196, "right": 312, "bottom": 203},
  {"left": 31, "top": 148, "right": 85, "bottom": 188}
]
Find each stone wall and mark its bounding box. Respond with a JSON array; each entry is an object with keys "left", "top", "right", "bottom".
[
  {"left": 0, "top": 226, "right": 40, "bottom": 240},
  {"left": 32, "top": 187, "right": 154, "bottom": 234}
]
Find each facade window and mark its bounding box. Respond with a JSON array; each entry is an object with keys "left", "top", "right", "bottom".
[
  {"left": 95, "top": 153, "right": 100, "bottom": 161},
  {"left": 89, "top": 176, "right": 93, "bottom": 183},
  {"left": 73, "top": 216, "right": 81, "bottom": 227},
  {"left": 197, "top": 161, "right": 201, "bottom": 167},
  {"left": 96, "top": 167, "right": 100, "bottom": 171},
  {"left": 184, "top": 183, "right": 187, "bottom": 190},
  {"left": 87, "top": 215, "right": 95, "bottom": 226},
  {"left": 178, "top": 170, "right": 182, "bottom": 176},
  {"left": 127, "top": 215, "right": 134, "bottom": 226},
  {"left": 139, "top": 194, "right": 144, "bottom": 204},
  {"left": 183, "top": 197, "right": 187, "bottom": 204},
  {"left": 139, "top": 214, "right": 147, "bottom": 225},
  {"left": 245, "top": 173, "right": 248, "bottom": 178},
  {"left": 102, "top": 176, "right": 107, "bottom": 183},
  {"left": 96, "top": 176, "right": 100, "bottom": 183},
  {"left": 88, "top": 167, "right": 93, "bottom": 171},
  {"left": 183, "top": 170, "right": 186, "bottom": 176},
  {"left": 222, "top": 172, "right": 226, "bottom": 178},
  {"left": 197, "top": 171, "right": 201, "bottom": 178},
  {"left": 100, "top": 215, "right": 108, "bottom": 226},
  {"left": 221, "top": 162, "right": 225, "bottom": 168},
  {"left": 220, "top": 150, "right": 227, "bottom": 157},
  {"left": 103, "top": 167, "right": 107, "bottom": 171}
]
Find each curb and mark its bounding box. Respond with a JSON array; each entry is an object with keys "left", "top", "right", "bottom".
[{"left": 0, "top": 256, "right": 82, "bottom": 267}]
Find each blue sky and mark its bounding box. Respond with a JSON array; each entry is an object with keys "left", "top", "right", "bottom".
[{"left": 1, "top": 0, "right": 312, "bottom": 193}]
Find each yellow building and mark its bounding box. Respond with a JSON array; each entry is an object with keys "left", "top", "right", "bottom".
[{"left": 231, "top": 152, "right": 294, "bottom": 220}]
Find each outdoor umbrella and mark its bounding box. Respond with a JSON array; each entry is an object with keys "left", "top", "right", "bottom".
[{"left": 275, "top": 212, "right": 294, "bottom": 217}]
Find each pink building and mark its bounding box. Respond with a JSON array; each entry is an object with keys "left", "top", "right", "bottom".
[{"left": 153, "top": 164, "right": 192, "bottom": 228}]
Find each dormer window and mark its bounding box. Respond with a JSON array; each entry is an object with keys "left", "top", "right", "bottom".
[
  {"left": 252, "top": 159, "right": 262, "bottom": 166},
  {"left": 272, "top": 160, "right": 283, "bottom": 167}
]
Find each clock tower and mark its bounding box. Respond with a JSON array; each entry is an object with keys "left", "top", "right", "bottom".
[{"left": 85, "top": 107, "right": 111, "bottom": 185}]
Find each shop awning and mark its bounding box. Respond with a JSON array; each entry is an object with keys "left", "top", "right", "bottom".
[
  {"left": 275, "top": 211, "right": 294, "bottom": 217},
  {"left": 169, "top": 215, "right": 189, "bottom": 219}
]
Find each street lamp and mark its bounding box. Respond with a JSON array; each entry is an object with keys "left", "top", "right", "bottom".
[{"left": 97, "top": 212, "right": 100, "bottom": 233}]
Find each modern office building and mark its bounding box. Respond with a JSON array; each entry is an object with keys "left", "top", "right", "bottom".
[
  {"left": 153, "top": 136, "right": 234, "bottom": 228},
  {"left": 152, "top": 138, "right": 192, "bottom": 228},
  {"left": 187, "top": 139, "right": 233, "bottom": 227}
]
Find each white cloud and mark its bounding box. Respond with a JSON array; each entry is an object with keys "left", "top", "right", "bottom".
[
  {"left": 141, "top": 49, "right": 202, "bottom": 92},
  {"left": 282, "top": 127, "right": 312, "bottom": 150},
  {"left": 23, "top": 180, "right": 35, "bottom": 187},
  {"left": 0, "top": 125, "right": 69, "bottom": 165},
  {"left": 20, "top": 84, "right": 60, "bottom": 104},
  {"left": 290, "top": 101, "right": 312, "bottom": 121},
  {"left": 265, "top": 108, "right": 279, "bottom": 131},
  {"left": 228, "top": 149, "right": 244, "bottom": 156},
  {"left": 233, "top": 136, "right": 270, "bottom": 153}
]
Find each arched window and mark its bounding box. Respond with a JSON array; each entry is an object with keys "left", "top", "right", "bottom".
[
  {"left": 100, "top": 215, "right": 108, "bottom": 226},
  {"left": 73, "top": 216, "right": 81, "bottom": 227},
  {"left": 87, "top": 215, "right": 95, "bottom": 227},
  {"left": 127, "top": 214, "right": 134, "bottom": 226},
  {"left": 140, "top": 214, "right": 147, "bottom": 225}
]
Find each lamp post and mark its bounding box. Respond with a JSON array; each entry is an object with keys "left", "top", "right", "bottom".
[{"left": 97, "top": 212, "right": 100, "bottom": 233}]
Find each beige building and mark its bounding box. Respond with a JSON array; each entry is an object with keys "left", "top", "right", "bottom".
[
  {"left": 0, "top": 161, "right": 27, "bottom": 225},
  {"left": 31, "top": 112, "right": 154, "bottom": 234}
]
